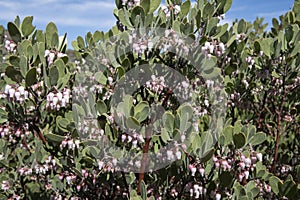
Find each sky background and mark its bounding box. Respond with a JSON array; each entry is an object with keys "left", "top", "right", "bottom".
[{"left": 0, "top": 0, "right": 295, "bottom": 48}]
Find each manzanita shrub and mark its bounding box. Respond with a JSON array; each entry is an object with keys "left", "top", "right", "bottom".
[{"left": 0, "top": 0, "right": 299, "bottom": 199}]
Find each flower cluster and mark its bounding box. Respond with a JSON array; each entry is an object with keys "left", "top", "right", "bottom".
[
  {"left": 4, "top": 85, "right": 29, "bottom": 103},
  {"left": 245, "top": 56, "right": 255, "bottom": 69},
  {"left": 162, "top": 29, "right": 189, "bottom": 55},
  {"left": 190, "top": 184, "right": 208, "bottom": 199},
  {"left": 46, "top": 88, "right": 71, "bottom": 111},
  {"left": 31, "top": 81, "right": 44, "bottom": 97},
  {"left": 161, "top": 4, "right": 181, "bottom": 17},
  {"left": 201, "top": 41, "right": 226, "bottom": 57},
  {"left": 122, "top": 0, "right": 140, "bottom": 8},
  {"left": 1, "top": 180, "right": 10, "bottom": 191},
  {"left": 129, "top": 32, "right": 153, "bottom": 55},
  {"left": 0, "top": 122, "right": 31, "bottom": 146},
  {"left": 60, "top": 138, "right": 80, "bottom": 150},
  {"left": 213, "top": 152, "right": 263, "bottom": 183},
  {"left": 4, "top": 38, "right": 17, "bottom": 53},
  {"left": 236, "top": 33, "right": 247, "bottom": 43},
  {"left": 44, "top": 49, "right": 67, "bottom": 65},
  {"left": 145, "top": 75, "right": 167, "bottom": 94},
  {"left": 121, "top": 132, "right": 144, "bottom": 149}
]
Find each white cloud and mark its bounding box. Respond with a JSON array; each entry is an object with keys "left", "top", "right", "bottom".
[
  {"left": 257, "top": 11, "right": 287, "bottom": 18},
  {"left": 0, "top": 0, "right": 116, "bottom": 28}
]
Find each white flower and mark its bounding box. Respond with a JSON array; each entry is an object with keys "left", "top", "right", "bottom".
[
  {"left": 57, "top": 52, "right": 66, "bottom": 58},
  {"left": 219, "top": 42, "right": 225, "bottom": 52},
  {"left": 199, "top": 168, "right": 205, "bottom": 176},
  {"left": 132, "top": 140, "right": 137, "bottom": 148},
  {"left": 215, "top": 193, "right": 221, "bottom": 200},
  {"left": 14, "top": 91, "right": 21, "bottom": 100},
  {"left": 167, "top": 150, "right": 174, "bottom": 160},
  {"left": 244, "top": 170, "right": 249, "bottom": 179},
  {"left": 98, "top": 161, "right": 104, "bottom": 170},
  {"left": 121, "top": 134, "right": 126, "bottom": 142},
  {"left": 8, "top": 88, "right": 15, "bottom": 98},
  {"left": 204, "top": 99, "right": 209, "bottom": 107},
  {"left": 108, "top": 77, "right": 113, "bottom": 84},
  {"left": 190, "top": 166, "right": 197, "bottom": 176},
  {"left": 205, "top": 42, "right": 210, "bottom": 48},
  {"left": 244, "top": 157, "right": 251, "bottom": 167},
  {"left": 175, "top": 151, "right": 181, "bottom": 159},
  {"left": 52, "top": 97, "right": 58, "bottom": 105},
  {"left": 44, "top": 50, "right": 50, "bottom": 57},
  {"left": 208, "top": 45, "right": 214, "bottom": 54},
  {"left": 256, "top": 153, "right": 263, "bottom": 162},
  {"left": 57, "top": 92, "right": 63, "bottom": 101},
  {"left": 18, "top": 86, "right": 25, "bottom": 95},
  {"left": 4, "top": 85, "right": 11, "bottom": 94}
]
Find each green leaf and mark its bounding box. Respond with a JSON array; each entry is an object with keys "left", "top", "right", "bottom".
[
  {"left": 181, "top": 0, "right": 191, "bottom": 16},
  {"left": 94, "top": 71, "right": 107, "bottom": 85},
  {"left": 9, "top": 55, "right": 20, "bottom": 68},
  {"left": 200, "top": 148, "right": 214, "bottom": 162},
  {"left": 223, "top": 0, "right": 232, "bottom": 13},
  {"left": 7, "top": 22, "right": 21, "bottom": 43},
  {"left": 149, "top": 0, "right": 161, "bottom": 13},
  {"left": 162, "top": 112, "right": 175, "bottom": 132},
  {"left": 285, "top": 26, "right": 293, "bottom": 43},
  {"left": 46, "top": 22, "right": 58, "bottom": 47},
  {"left": 131, "top": 6, "right": 145, "bottom": 23},
  {"left": 291, "top": 42, "right": 300, "bottom": 57},
  {"left": 0, "top": 108, "right": 8, "bottom": 124},
  {"left": 49, "top": 66, "right": 59, "bottom": 86},
  {"left": 96, "top": 100, "right": 107, "bottom": 115},
  {"left": 249, "top": 132, "right": 266, "bottom": 146},
  {"left": 237, "top": 19, "right": 246, "bottom": 34},
  {"left": 126, "top": 116, "right": 140, "bottom": 129},
  {"left": 21, "top": 16, "right": 35, "bottom": 37},
  {"left": 140, "top": 0, "right": 150, "bottom": 13},
  {"left": 279, "top": 180, "right": 297, "bottom": 198},
  {"left": 25, "top": 67, "right": 37, "bottom": 87},
  {"left": 25, "top": 182, "right": 41, "bottom": 194},
  {"left": 140, "top": 180, "right": 147, "bottom": 200},
  {"left": 77, "top": 36, "right": 85, "bottom": 49},
  {"left": 269, "top": 176, "right": 282, "bottom": 195},
  {"left": 57, "top": 116, "right": 70, "bottom": 132},
  {"left": 134, "top": 101, "right": 150, "bottom": 122},
  {"left": 219, "top": 171, "right": 233, "bottom": 188},
  {"left": 5, "top": 66, "right": 23, "bottom": 82},
  {"left": 20, "top": 55, "right": 28, "bottom": 77},
  {"left": 223, "top": 125, "right": 233, "bottom": 145},
  {"left": 161, "top": 128, "right": 171, "bottom": 143},
  {"left": 233, "top": 132, "right": 246, "bottom": 149},
  {"left": 203, "top": 3, "right": 214, "bottom": 19},
  {"left": 118, "top": 9, "right": 133, "bottom": 28},
  {"left": 44, "top": 133, "right": 65, "bottom": 143}
]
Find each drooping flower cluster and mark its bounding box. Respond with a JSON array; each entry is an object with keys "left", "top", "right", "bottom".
[
  {"left": 60, "top": 137, "right": 80, "bottom": 150},
  {"left": 4, "top": 85, "right": 29, "bottom": 103},
  {"left": 201, "top": 41, "right": 226, "bottom": 57},
  {"left": 4, "top": 38, "right": 17, "bottom": 53},
  {"left": 161, "top": 4, "right": 181, "bottom": 17},
  {"left": 121, "top": 132, "right": 144, "bottom": 149},
  {"left": 213, "top": 151, "right": 263, "bottom": 183},
  {"left": 236, "top": 33, "right": 247, "bottom": 43},
  {"left": 245, "top": 56, "right": 255, "bottom": 69},
  {"left": 44, "top": 49, "right": 67, "bottom": 65},
  {"left": 145, "top": 75, "right": 167, "bottom": 94},
  {"left": 122, "top": 0, "right": 140, "bottom": 8},
  {"left": 46, "top": 88, "right": 71, "bottom": 111}
]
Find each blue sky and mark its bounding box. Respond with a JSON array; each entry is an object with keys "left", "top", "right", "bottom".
[{"left": 0, "top": 0, "right": 295, "bottom": 48}]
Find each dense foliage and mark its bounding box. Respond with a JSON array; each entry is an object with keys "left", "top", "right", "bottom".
[{"left": 0, "top": 0, "right": 299, "bottom": 199}]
